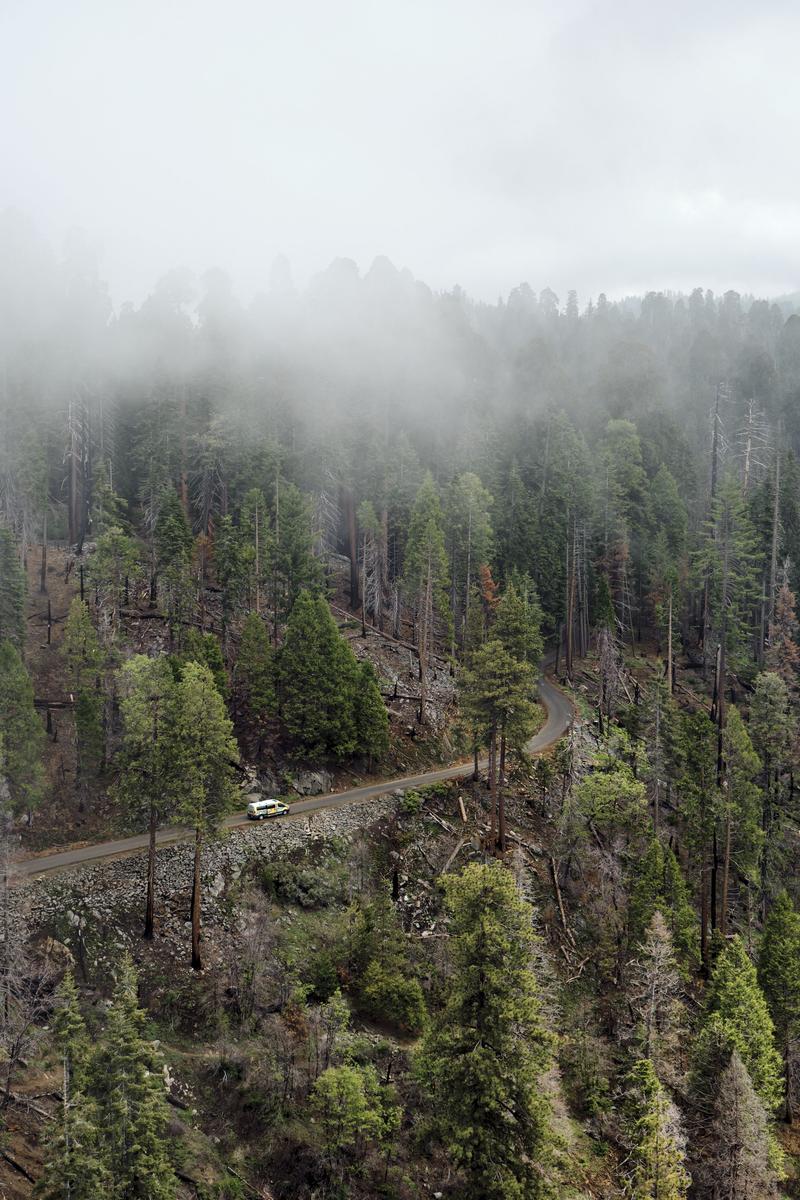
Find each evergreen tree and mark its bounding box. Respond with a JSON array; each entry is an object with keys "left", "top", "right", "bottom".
[
  {"left": 172, "top": 662, "right": 239, "bottom": 969},
  {"left": 416, "top": 862, "right": 552, "bottom": 1200},
  {"left": 623, "top": 1058, "right": 689, "bottom": 1200},
  {"left": 37, "top": 973, "right": 108, "bottom": 1200},
  {"left": 750, "top": 671, "right": 795, "bottom": 907},
  {"left": 92, "top": 958, "right": 176, "bottom": 1199},
  {"left": 62, "top": 599, "right": 104, "bottom": 789},
  {"left": 213, "top": 513, "right": 248, "bottom": 647},
  {"left": 719, "top": 707, "right": 762, "bottom": 934},
  {"left": 279, "top": 592, "right": 360, "bottom": 761},
  {"left": 235, "top": 611, "right": 275, "bottom": 736},
  {"left": 444, "top": 471, "right": 493, "bottom": 650},
  {"left": 0, "top": 640, "right": 45, "bottom": 816},
  {"left": 86, "top": 527, "right": 141, "bottom": 638},
  {"left": 459, "top": 638, "right": 538, "bottom": 850},
  {"left": 152, "top": 487, "right": 193, "bottom": 631},
  {"left": 493, "top": 579, "right": 544, "bottom": 667},
  {"left": 700, "top": 1051, "right": 778, "bottom": 1200},
  {"left": 115, "top": 655, "right": 177, "bottom": 939},
  {"left": 693, "top": 936, "right": 783, "bottom": 1114},
  {"left": 758, "top": 890, "right": 800, "bottom": 1120},
  {"left": 353, "top": 659, "right": 389, "bottom": 766},
  {"left": 0, "top": 524, "right": 26, "bottom": 651},
  {"left": 403, "top": 472, "right": 451, "bottom": 722}
]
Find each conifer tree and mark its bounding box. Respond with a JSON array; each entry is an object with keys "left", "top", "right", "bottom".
[
  {"left": 91, "top": 958, "right": 176, "bottom": 1199},
  {"left": 750, "top": 671, "right": 795, "bottom": 908},
  {"left": 623, "top": 1058, "right": 689, "bottom": 1200},
  {"left": 235, "top": 611, "right": 275, "bottom": 738},
  {"left": 172, "top": 662, "right": 239, "bottom": 969},
  {"left": 493, "top": 579, "right": 544, "bottom": 667},
  {"left": 0, "top": 640, "right": 45, "bottom": 817},
  {"left": 459, "top": 639, "right": 538, "bottom": 850},
  {"left": 693, "top": 935, "right": 783, "bottom": 1114},
  {"left": 403, "top": 472, "right": 451, "bottom": 722},
  {"left": 353, "top": 659, "right": 389, "bottom": 766},
  {"left": 0, "top": 524, "right": 26, "bottom": 652},
  {"left": 416, "top": 862, "right": 552, "bottom": 1199},
  {"left": 152, "top": 487, "right": 193, "bottom": 631},
  {"left": 62, "top": 599, "right": 104, "bottom": 791},
  {"left": 115, "top": 655, "right": 177, "bottom": 939},
  {"left": 37, "top": 973, "right": 108, "bottom": 1200},
  {"left": 444, "top": 472, "right": 493, "bottom": 649},
  {"left": 628, "top": 837, "right": 698, "bottom": 967},
  {"left": 758, "top": 890, "right": 800, "bottom": 1121},
  {"left": 279, "top": 592, "right": 360, "bottom": 761},
  {"left": 701, "top": 1051, "right": 778, "bottom": 1200},
  {"left": 86, "top": 527, "right": 141, "bottom": 639},
  {"left": 719, "top": 707, "right": 762, "bottom": 934}
]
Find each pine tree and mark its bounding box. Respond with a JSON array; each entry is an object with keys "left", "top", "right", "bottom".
[
  {"left": 459, "top": 639, "right": 538, "bottom": 850},
  {"left": 416, "top": 862, "right": 553, "bottom": 1200},
  {"left": 235, "top": 611, "right": 275, "bottom": 735},
  {"left": 152, "top": 487, "right": 193, "bottom": 631},
  {"left": 623, "top": 1058, "right": 689, "bottom": 1200},
  {"left": 353, "top": 659, "right": 389, "bottom": 766},
  {"left": 172, "top": 662, "right": 239, "bottom": 969},
  {"left": 92, "top": 958, "right": 176, "bottom": 1199},
  {"left": 719, "top": 707, "right": 762, "bottom": 934},
  {"left": 493, "top": 579, "right": 544, "bottom": 667},
  {"left": 37, "top": 973, "right": 108, "bottom": 1200},
  {"left": 693, "top": 935, "right": 783, "bottom": 1114},
  {"left": 62, "top": 599, "right": 104, "bottom": 790},
  {"left": 444, "top": 472, "right": 493, "bottom": 650},
  {"left": 750, "top": 671, "right": 795, "bottom": 908},
  {"left": 0, "top": 640, "right": 45, "bottom": 817},
  {"left": 700, "top": 1051, "right": 778, "bottom": 1200},
  {"left": 758, "top": 890, "right": 800, "bottom": 1121},
  {"left": 86, "top": 527, "right": 141, "bottom": 639},
  {"left": 403, "top": 472, "right": 451, "bottom": 722},
  {"left": 279, "top": 592, "right": 360, "bottom": 761},
  {"left": 0, "top": 524, "right": 26, "bottom": 652},
  {"left": 115, "top": 655, "right": 177, "bottom": 939}
]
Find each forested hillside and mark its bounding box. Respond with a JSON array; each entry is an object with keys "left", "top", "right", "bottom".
[{"left": 5, "top": 216, "right": 800, "bottom": 1197}]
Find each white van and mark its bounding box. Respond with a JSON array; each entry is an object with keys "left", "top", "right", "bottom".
[{"left": 246, "top": 798, "right": 289, "bottom": 820}]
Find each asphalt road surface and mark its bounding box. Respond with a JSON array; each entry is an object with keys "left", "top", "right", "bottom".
[{"left": 14, "top": 672, "right": 573, "bottom": 879}]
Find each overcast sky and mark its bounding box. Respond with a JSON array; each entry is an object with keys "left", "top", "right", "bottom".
[{"left": 2, "top": 0, "right": 799, "bottom": 307}]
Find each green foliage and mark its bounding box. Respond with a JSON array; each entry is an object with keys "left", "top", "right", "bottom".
[
  {"left": 90, "top": 462, "right": 129, "bottom": 535},
  {"left": 352, "top": 659, "right": 389, "bottom": 762},
  {"left": 623, "top": 1058, "right": 689, "bottom": 1200},
  {"left": 493, "top": 579, "right": 544, "bottom": 667},
  {"left": 260, "top": 856, "right": 348, "bottom": 909},
  {"left": 416, "top": 862, "right": 553, "bottom": 1199},
  {"left": 348, "top": 897, "right": 426, "bottom": 1034},
  {"left": 693, "top": 936, "right": 783, "bottom": 1114},
  {"left": 173, "top": 628, "right": 228, "bottom": 698},
  {"left": 573, "top": 754, "right": 647, "bottom": 833},
  {"left": 310, "top": 1063, "right": 401, "bottom": 1165},
  {"left": 0, "top": 524, "right": 26, "bottom": 651},
  {"left": 403, "top": 471, "right": 452, "bottom": 642},
  {"left": 0, "top": 639, "right": 45, "bottom": 815},
  {"left": 459, "top": 638, "right": 538, "bottom": 751},
  {"left": 153, "top": 487, "right": 193, "bottom": 627},
  {"left": 91, "top": 957, "right": 177, "bottom": 1198},
  {"left": 62, "top": 598, "right": 103, "bottom": 689},
  {"left": 171, "top": 660, "right": 239, "bottom": 836},
  {"left": 759, "top": 890, "right": 800, "bottom": 1069},
  {"left": 114, "top": 655, "right": 177, "bottom": 827},
  {"left": 279, "top": 592, "right": 388, "bottom": 763},
  {"left": 87, "top": 526, "right": 141, "bottom": 634},
  {"left": 721, "top": 706, "right": 763, "bottom": 886},
  {"left": 628, "top": 836, "right": 699, "bottom": 966},
  {"left": 235, "top": 611, "right": 274, "bottom": 727}
]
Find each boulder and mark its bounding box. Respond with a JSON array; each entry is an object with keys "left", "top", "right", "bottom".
[{"left": 290, "top": 769, "right": 333, "bottom": 796}]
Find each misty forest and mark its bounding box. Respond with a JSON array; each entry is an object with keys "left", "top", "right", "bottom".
[{"left": 6, "top": 213, "right": 800, "bottom": 1200}]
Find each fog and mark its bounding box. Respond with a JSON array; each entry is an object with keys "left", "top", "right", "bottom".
[{"left": 3, "top": 0, "right": 800, "bottom": 308}]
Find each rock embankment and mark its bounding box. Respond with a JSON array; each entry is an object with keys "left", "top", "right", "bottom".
[{"left": 14, "top": 794, "right": 400, "bottom": 962}]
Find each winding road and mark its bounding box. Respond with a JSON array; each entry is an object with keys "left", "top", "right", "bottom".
[{"left": 14, "top": 673, "right": 573, "bottom": 880}]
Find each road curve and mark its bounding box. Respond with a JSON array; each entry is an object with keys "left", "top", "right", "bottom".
[{"left": 14, "top": 672, "right": 573, "bottom": 879}]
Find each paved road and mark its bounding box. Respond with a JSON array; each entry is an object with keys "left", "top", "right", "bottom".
[{"left": 14, "top": 672, "right": 573, "bottom": 879}]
